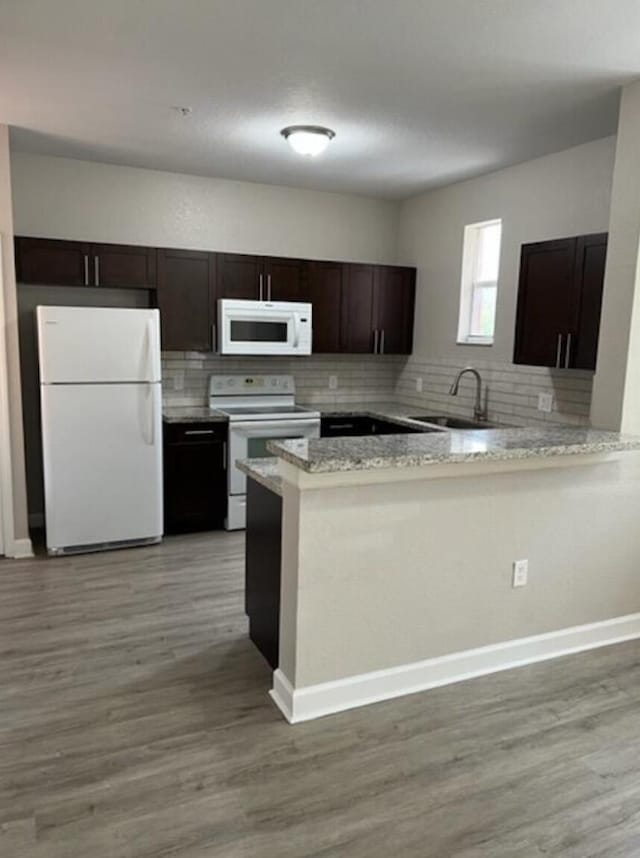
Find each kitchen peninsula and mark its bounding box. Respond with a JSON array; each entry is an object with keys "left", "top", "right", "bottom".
[{"left": 241, "top": 426, "right": 640, "bottom": 723}]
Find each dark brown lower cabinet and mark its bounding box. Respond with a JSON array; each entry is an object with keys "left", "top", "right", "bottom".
[
  {"left": 157, "top": 249, "right": 216, "bottom": 351},
  {"left": 163, "top": 422, "right": 227, "bottom": 534},
  {"left": 245, "top": 478, "right": 282, "bottom": 669},
  {"left": 514, "top": 233, "right": 607, "bottom": 370}
]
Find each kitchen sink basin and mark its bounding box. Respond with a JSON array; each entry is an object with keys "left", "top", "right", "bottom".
[{"left": 410, "top": 415, "right": 497, "bottom": 430}]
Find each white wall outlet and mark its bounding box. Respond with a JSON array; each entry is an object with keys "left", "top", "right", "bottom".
[
  {"left": 537, "top": 392, "right": 553, "bottom": 413},
  {"left": 329, "top": 374, "right": 338, "bottom": 390},
  {"left": 415, "top": 377, "right": 423, "bottom": 393},
  {"left": 174, "top": 372, "right": 184, "bottom": 392},
  {"left": 512, "top": 559, "right": 528, "bottom": 588}
]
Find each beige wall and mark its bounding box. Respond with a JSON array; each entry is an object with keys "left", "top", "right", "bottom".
[
  {"left": 0, "top": 126, "right": 29, "bottom": 547},
  {"left": 591, "top": 81, "right": 640, "bottom": 432},
  {"left": 10, "top": 153, "right": 399, "bottom": 264},
  {"left": 398, "top": 137, "right": 616, "bottom": 364},
  {"left": 280, "top": 453, "right": 640, "bottom": 688}
]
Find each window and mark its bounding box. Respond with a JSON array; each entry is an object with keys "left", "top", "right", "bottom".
[{"left": 457, "top": 219, "right": 502, "bottom": 345}]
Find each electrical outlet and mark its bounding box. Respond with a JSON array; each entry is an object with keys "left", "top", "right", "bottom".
[
  {"left": 329, "top": 375, "right": 338, "bottom": 390},
  {"left": 512, "top": 559, "right": 528, "bottom": 588},
  {"left": 537, "top": 392, "right": 553, "bottom": 413},
  {"left": 415, "top": 377, "right": 423, "bottom": 393}
]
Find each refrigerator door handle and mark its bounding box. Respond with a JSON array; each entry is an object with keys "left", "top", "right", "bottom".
[{"left": 144, "top": 317, "right": 158, "bottom": 382}]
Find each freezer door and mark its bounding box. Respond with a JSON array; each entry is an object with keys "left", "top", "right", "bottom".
[
  {"left": 41, "top": 382, "right": 163, "bottom": 552},
  {"left": 37, "top": 306, "right": 161, "bottom": 384}
]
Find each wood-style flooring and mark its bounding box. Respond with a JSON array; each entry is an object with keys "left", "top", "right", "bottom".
[{"left": 2, "top": 531, "right": 640, "bottom": 856}]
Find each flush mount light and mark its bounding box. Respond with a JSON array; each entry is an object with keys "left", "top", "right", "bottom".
[{"left": 280, "top": 125, "right": 336, "bottom": 157}]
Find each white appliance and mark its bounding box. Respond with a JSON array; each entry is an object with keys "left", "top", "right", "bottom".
[
  {"left": 37, "top": 306, "right": 163, "bottom": 555},
  {"left": 209, "top": 375, "right": 320, "bottom": 530},
  {"left": 217, "top": 299, "right": 312, "bottom": 356}
]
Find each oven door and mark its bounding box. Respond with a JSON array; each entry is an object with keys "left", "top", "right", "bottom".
[
  {"left": 218, "top": 301, "right": 311, "bottom": 355},
  {"left": 229, "top": 418, "right": 320, "bottom": 496}
]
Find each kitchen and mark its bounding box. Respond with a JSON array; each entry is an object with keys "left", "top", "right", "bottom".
[{"left": 4, "top": 2, "right": 640, "bottom": 855}]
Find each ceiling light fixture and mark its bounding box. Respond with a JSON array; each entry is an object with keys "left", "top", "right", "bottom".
[{"left": 280, "top": 125, "right": 335, "bottom": 157}]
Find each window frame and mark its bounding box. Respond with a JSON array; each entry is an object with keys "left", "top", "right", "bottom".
[{"left": 456, "top": 218, "right": 502, "bottom": 346}]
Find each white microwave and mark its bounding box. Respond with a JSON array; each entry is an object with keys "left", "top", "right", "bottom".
[{"left": 217, "top": 299, "right": 312, "bottom": 356}]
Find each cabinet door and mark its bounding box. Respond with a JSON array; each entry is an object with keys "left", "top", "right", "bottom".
[
  {"left": 307, "top": 261, "right": 343, "bottom": 352},
  {"left": 514, "top": 238, "right": 576, "bottom": 367},
  {"left": 341, "top": 264, "right": 375, "bottom": 353},
  {"left": 90, "top": 243, "right": 157, "bottom": 289},
  {"left": 571, "top": 233, "right": 607, "bottom": 371},
  {"left": 216, "top": 253, "right": 263, "bottom": 300},
  {"left": 373, "top": 266, "right": 416, "bottom": 354},
  {"left": 157, "top": 249, "right": 216, "bottom": 351},
  {"left": 264, "top": 257, "right": 307, "bottom": 301},
  {"left": 164, "top": 430, "right": 227, "bottom": 533},
  {"left": 15, "top": 237, "right": 90, "bottom": 286}
]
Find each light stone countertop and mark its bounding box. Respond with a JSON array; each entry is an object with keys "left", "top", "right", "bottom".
[
  {"left": 237, "top": 458, "right": 282, "bottom": 496},
  {"left": 267, "top": 427, "right": 640, "bottom": 474},
  {"left": 163, "top": 406, "right": 228, "bottom": 424}
]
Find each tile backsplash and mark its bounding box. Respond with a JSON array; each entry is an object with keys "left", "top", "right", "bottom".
[
  {"left": 161, "top": 353, "right": 405, "bottom": 407},
  {"left": 396, "top": 356, "right": 593, "bottom": 427},
  {"left": 161, "top": 352, "right": 594, "bottom": 426}
]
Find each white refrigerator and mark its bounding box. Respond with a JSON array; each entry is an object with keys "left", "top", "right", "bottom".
[{"left": 37, "top": 306, "right": 163, "bottom": 555}]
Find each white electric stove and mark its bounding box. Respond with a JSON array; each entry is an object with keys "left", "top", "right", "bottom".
[{"left": 209, "top": 375, "right": 320, "bottom": 530}]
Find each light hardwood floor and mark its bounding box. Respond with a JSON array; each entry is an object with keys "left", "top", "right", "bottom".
[{"left": 2, "top": 532, "right": 640, "bottom": 856}]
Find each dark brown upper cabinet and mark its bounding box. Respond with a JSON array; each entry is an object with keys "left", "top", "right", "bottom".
[
  {"left": 342, "top": 264, "right": 376, "bottom": 353},
  {"left": 514, "top": 233, "right": 607, "bottom": 371},
  {"left": 156, "top": 249, "right": 216, "bottom": 352},
  {"left": 15, "top": 237, "right": 91, "bottom": 286},
  {"left": 263, "top": 257, "right": 307, "bottom": 302},
  {"left": 373, "top": 266, "right": 416, "bottom": 354},
  {"left": 216, "top": 253, "right": 307, "bottom": 302},
  {"left": 216, "top": 253, "right": 264, "bottom": 301},
  {"left": 15, "top": 237, "right": 417, "bottom": 357},
  {"left": 307, "top": 261, "right": 343, "bottom": 353},
  {"left": 341, "top": 263, "right": 415, "bottom": 355},
  {"left": 90, "top": 243, "right": 157, "bottom": 289},
  {"left": 15, "top": 237, "right": 157, "bottom": 289}
]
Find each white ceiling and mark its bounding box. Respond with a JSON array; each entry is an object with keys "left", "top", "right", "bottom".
[{"left": 1, "top": 0, "right": 638, "bottom": 199}]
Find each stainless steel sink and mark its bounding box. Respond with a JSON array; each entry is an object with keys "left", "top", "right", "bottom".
[{"left": 410, "top": 415, "right": 497, "bottom": 430}]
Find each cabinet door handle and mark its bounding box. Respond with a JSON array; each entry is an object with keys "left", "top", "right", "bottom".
[
  {"left": 94, "top": 256, "right": 100, "bottom": 287},
  {"left": 555, "top": 333, "right": 562, "bottom": 368},
  {"left": 222, "top": 441, "right": 227, "bottom": 469},
  {"left": 211, "top": 324, "right": 216, "bottom": 352},
  {"left": 83, "top": 254, "right": 89, "bottom": 286},
  {"left": 373, "top": 329, "right": 379, "bottom": 354},
  {"left": 267, "top": 273, "right": 272, "bottom": 302},
  {"left": 259, "top": 273, "right": 264, "bottom": 301},
  {"left": 380, "top": 329, "right": 385, "bottom": 354},
  {"left": 564, "top": 333, "right": 572, "bottom": 369},
  {"left": 184, "top": 429, "right": 215, "bottom": 435}
]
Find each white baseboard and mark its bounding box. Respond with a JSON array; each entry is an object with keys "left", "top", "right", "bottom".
[
  {"left": 7, "top": 537, "right": 34, "bottom": 559},
  {"left": 270, "top": 612, "right": 640, "bottom": 723}
]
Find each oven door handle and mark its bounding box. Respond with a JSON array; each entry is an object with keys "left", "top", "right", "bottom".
[{"left": 231, "top": 418, "right": 320, "bottom": 432}]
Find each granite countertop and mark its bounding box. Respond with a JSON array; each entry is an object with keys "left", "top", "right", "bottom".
[
  {"left": 309, "top": 401, "right": 438, "bottom": 429},
  {"left": 163, "top": 406, "right": 228, "bottom": 424},
  {"left": 237, "top": 458, "right": 282, "bottom": 496},
  {"left": 267, "top": 427, "right": 640, "bottom": 474}
]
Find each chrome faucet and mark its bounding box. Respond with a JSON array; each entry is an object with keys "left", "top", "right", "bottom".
[{"left": 449, "top": 367, "right": 487, "bottom": 422}]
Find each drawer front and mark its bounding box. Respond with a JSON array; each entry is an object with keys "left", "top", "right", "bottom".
[{"left": 164, "top": 422, "right": 228, "bottom": 444}]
